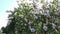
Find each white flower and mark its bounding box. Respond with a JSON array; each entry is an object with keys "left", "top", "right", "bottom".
[
  {"left": 36, "top": 2, "right": 43, "bottom": 9},
  {"left": 35, "top": 9, "right": 41, "bottom": 14},
  {"left": 24, "top": 18, "right": 28, "bottom": 22},
  {"left": 52, "top": 23, "right": 56, "bottom": 29},
  {"left": 35, "top": 11, "right": 40, "bottom": 14},
  {"left": 43, "top": 26, "right": 47, "bottom": 31},
  {"left": 29, "top": 10, "right": 34, "bottom": 14},
  {"left": 19, "top": 15, "right": 23, "bottom": 18},
  {"left": 28, "top": 21, "right": 32, "bottom": 24},
  {"left": 24, "top": 24, "right": 27, "bottom": 26},
  {"left": 30, "top": 28, "right": 35, "bottom": 32},
  {"left": 30, "top": 9, "right": 42, "bottom": 14},
  {"left": 43, "top": 8, "right": 49, "bottom": 15}
]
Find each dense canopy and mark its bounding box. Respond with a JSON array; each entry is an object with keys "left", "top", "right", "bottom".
[{"left": 1, "top": 0, "right": 60, "bottom": 34}]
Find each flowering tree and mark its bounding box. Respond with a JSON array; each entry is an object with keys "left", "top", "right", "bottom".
[{"left": 1, "top": 0, "right": 60, "bottom": 34}]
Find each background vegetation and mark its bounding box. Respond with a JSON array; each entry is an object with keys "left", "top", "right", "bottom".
[{"left": 1, "top": 0, "right": 60, "bottom": 34}]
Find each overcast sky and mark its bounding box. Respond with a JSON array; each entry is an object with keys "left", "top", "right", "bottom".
[{"left": 0, "top": 0, "right": 18, "bottom": 29}]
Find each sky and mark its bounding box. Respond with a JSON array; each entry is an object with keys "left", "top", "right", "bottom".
[{"left": 0, "top": 0, "right": 18, "bottom": 29}]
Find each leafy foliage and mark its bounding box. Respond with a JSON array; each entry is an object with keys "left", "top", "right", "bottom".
[{"left": 1, "top": 0, "right": 60, "bottom": 34}]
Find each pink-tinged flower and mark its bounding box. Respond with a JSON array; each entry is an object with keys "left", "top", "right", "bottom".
[
  {"left": 30, "top": 28, "right": 35, "bottom": 32},
  {"left": 43, "top": 26, "right": 47, "bottom": 31}
]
